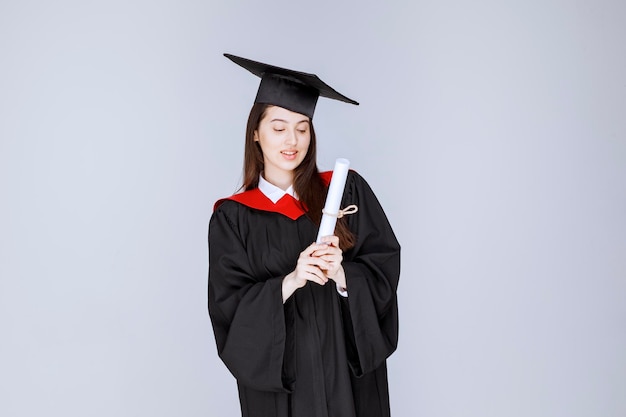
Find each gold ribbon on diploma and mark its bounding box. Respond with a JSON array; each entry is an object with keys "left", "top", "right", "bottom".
[{"left": 322, "top": 204, "right": 359, "bottom": 219}]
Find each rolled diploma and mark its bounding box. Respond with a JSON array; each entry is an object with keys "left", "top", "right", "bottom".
[{"left": 316, "top": 158, "right": 350, "bottom": 243}]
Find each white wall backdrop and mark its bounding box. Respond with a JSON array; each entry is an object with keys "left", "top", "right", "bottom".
[{"left": 1, "top": 1, "right": 625, "bottom": 416}]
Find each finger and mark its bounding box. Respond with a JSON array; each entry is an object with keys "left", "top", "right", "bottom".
[
  {"left": 309, "top": 247, "right": 341, "bottom": 267},
  {"left": 302, "top": 266, "right": 328, "bottom": 285},
  {"left": 319, "top": 252, "right": 343, "bottom": 262},
  {"left": 299, "top": 254, "right": 330, "bottom": 270},
  {"left": 320, "top": 235, "right": 340, "bottom": 247},
  {"left": 312, "top": 247, "right": 341, "bottom": 259},
  {"left": 302, "top": 242, "right": 329, "bottom": 257}
]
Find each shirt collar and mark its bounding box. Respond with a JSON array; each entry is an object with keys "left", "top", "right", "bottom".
[{"left": 258, "top": 175, "right": 297, "bottom": 203}]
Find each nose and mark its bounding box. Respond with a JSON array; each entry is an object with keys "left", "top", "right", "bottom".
[{"left": 285, "top": 129, "right": 297, "bottom": 146}]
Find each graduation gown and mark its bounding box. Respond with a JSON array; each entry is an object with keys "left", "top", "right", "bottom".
[{"left": 208, "top": 170, "right": 400, "bottom": 417}]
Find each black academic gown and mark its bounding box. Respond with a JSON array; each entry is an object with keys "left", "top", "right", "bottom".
[{"left": 208, "top": 170, "right": 400, "bottom": 417}]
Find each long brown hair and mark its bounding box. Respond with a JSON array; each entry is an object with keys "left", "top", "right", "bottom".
[{"left": 242, "top": 103, "right": 355, "bottom": 250}]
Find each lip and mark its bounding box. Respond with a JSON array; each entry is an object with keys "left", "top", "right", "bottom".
[{"left": 281, "top": 150, "right": 298, "bottom": 160}]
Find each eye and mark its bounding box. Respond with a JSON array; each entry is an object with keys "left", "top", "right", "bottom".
[
  {"left": 273, "top": 128, "right": 285, "bottom": 132},
  {"left": 296, "top": 122, "right": 309, "bottom": 134}
]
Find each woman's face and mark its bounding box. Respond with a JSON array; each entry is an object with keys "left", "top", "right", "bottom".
[{"left": 254, "top": 105, "right": 311, "bottom": 188}]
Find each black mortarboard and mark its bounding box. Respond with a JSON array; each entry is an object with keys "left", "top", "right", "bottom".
[{"left": 224, "top": 53, "right": 359, "bottom": 118}]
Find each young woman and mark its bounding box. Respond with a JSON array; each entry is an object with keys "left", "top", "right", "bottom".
[{"left": 208, "top": 54, "right": 401, "bottom": 417}]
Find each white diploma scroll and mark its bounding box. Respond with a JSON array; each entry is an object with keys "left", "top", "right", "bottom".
[{"left": 316, "top": 158, "right": 351, "bottom": 243}]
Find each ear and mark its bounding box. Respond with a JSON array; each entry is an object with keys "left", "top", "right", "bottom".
[{"left": 253, "top": 130, "right": 259, "bottom": 142}]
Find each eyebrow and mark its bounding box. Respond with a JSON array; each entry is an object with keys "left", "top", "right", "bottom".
[{"left": 270, "top": 118, "right": 310, "bottom": 124}]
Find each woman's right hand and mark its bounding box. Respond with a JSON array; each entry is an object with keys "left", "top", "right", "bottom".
[{"left": 282, "top": 242, "right": 330, "bottom": 302}]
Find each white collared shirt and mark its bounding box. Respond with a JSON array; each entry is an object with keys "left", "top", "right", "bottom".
[
  {"left": 258, "top": 175, "right": 297, "bottom": 203},
  {"left": 257, "top": 175, "right": 348, "bottom": 298}
]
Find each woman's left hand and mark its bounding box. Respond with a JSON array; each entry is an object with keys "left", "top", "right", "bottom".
[{"left": 313, "top": 235, "right": 346, "bottom": 290}]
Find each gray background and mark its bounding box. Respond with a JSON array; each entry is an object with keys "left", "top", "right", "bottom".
[{"left": 1, "top": 0, "right": 625, "bottom": 416}]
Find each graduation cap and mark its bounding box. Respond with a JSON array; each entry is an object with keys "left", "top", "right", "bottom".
[{"left": 224, "top": 53, "right": 359, "bottom": 118}]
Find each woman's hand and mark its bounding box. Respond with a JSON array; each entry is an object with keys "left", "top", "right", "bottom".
[
  {"left": 313, "top": 235, "right": 346, "bottom": 289},
  {"left": 282, "top": 242, "right": 331, "bottom": 302},
  {"left": 282, "top": 236, "right": 347, "bottom": 303}
]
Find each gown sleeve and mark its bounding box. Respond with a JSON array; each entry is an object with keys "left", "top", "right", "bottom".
[
  {"left": 207, "top": 202, "right": 291, "bottom": 393},
  {"left": 340, "top": 171, "right": 401, "bottom": 377}
]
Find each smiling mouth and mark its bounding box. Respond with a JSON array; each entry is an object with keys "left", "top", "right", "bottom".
[{"left": 281, "top": 151, "right": 297, "bottom": 156}]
